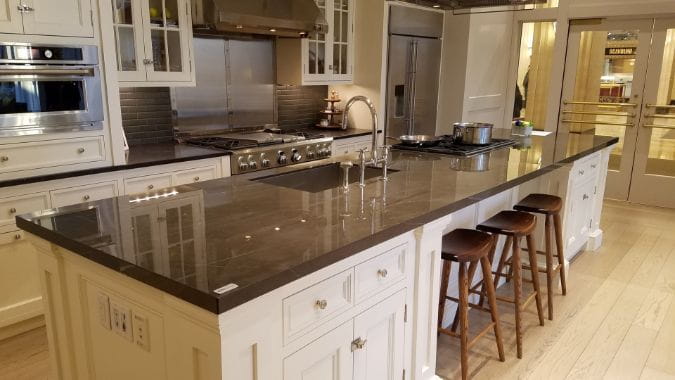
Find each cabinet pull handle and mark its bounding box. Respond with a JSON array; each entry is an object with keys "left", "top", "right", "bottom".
[
  {"left": 591, "top": 164, "right": 597, "bottom": 169},
  {"left": 9, "top": 207, "right": 17, "bottom": 214},
  {"left": 194, "top": 176, "right": 200, "bottom": 182},
  {"left": 315, "top": 299, "right": 328, "bottom": 310},
  {"left": 143, "top": 59, "right": 155, "bottom": 65},
  {"left": 23, "top": 5, "right": 34, "bottom": 12},
  {"left": 583, "top": 194, "right": 589, "bottom": 200},
  {"left": 579, "top": 170, "right": 585, "bottom": 175},
  {"left": 83, "top": 195, "right": 91, "bottom": 201},
  {"left": 351, "top": 337, "right": 367, "bottom": 351},
  {"left": 147, "top": 184, "right": 155, "bottom": 190},
  {"left": 0, "top": 156, "right": 8, "bottom": 162},
  {"left": 14, "top": 233, "right": 21, "bottom": 240},
  {"left": 77, "top": 147, "right": 86, "bottom": 154},
  {"left": 377, "top": 269, "right": 388, "bottom": 278}
]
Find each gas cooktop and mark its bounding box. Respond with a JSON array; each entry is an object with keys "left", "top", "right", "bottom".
[{"left": 392, "top": 137, "right": 516, "bottom": 156}]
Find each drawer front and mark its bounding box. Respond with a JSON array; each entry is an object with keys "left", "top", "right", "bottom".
[
  {"left": 0, "top": 137, "right": 105, "bottom": 173},
  {"left": 0, "top": 192, "right": 50, "bottom": 225},
  {"left": 174, "top": 166, "right": 218, "bottom": 186},
  {"left": 124, "top": 174, "right": 173, "bottom": 195},
  {"left": 0, "top": 230, "right": 25, "bottom": 246},
  {"left": 334, "top": 143, "right": 351, "bottom": 156},
  {"left": 355, "top": 244, "right": 407, "bottom": 303},
  {"left": 283, "top": 269, "right": 354, "bottom": 343},
  {"left": 51, "top": 181, "right": 118, "bottom": 208},
  {"left": 352, "top": 141, "right": 370, "bottom": 154},
  {"left": 572, "top": 152, "right": 601, "bottom": 184}
]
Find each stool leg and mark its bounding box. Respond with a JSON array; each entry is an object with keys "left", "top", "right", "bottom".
[
  {"left": 493, "top": 235, "right": 513, "bottom": 288},
  {"left": 458, "top": 262, "right": 470, "bottom": 380},
  {"left": 526, "top": 233, "right": 546, "bottom": 326},
  {"left": 544, "top": 215, "right": 555, "bottom": 320},
  {"left": 480, "top": 256, "right": 505, "bottom": 362},
  {"left": 512, "top": 237, "right": 523, "bottom": 359},
  {"left": 438, "top": 260, "right": 452, "bottom": 329},
  {"left": 478, "top": 235, "right": 498, "bottom": 308},
  {"left": 451, "top": 261, "right": 479, "bottom": 333},
  {"left": 553, "top": 213, "right": 567, "bottom": 295}
]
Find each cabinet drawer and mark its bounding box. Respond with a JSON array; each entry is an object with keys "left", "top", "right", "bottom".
[
  {"left": 0, "top": 137, "right": 105, "bottom": 173},
  {"left": 0, "top": 230, "right": 25, "bottom": 246},
  {"left": 174, "top": 166, "right": 218, "bottom": 186},
  {"left": 51, "top": 181, "right": 118, "bottom": 208},
  {"left": 572, "top": 152, "right": 601, "bottom": 184},
  {"left": 283, "top": 269, "right": 354, "bottom": 343},
  {"left": 0, "top": 193, "right": 50, "bottom": 225},
  {"left": 334, "top": 143, "right": 351, "bottom": 156},
  {"left": 124, "top": 173, "right": 173, "bottom": 195},
  {"left": 355, "top": 245, "right": 407, "bottom": 303}
]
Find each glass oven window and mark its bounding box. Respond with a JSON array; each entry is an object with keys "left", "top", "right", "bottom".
[{"left": 0, "top": 79, "right": 86, "bottom": 114}]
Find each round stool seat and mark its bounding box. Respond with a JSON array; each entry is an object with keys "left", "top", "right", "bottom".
[
  {"left": 514, "top": 193, "right": 562, "bottom": 215},
  {"left": 477, "top": 210, "right": 536, "bottom": 236},
  {"left": 441, "top": 229, "right": 493, "bottom": 262}
]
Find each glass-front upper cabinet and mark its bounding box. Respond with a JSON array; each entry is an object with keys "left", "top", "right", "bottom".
[
  {"left": 279, "top": 0, "right": 353, "bottom": 85},
  {"left": 110, "top": 0, "right": 194, "bottom": 86}
]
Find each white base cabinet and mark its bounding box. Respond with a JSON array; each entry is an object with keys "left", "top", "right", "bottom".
[{"left": 0, "top": 0, "right": 93, "bottom": 37}]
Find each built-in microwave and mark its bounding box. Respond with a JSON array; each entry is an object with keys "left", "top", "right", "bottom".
[{"left": 0, "top": 43, "right": 104, "bottom": 137}]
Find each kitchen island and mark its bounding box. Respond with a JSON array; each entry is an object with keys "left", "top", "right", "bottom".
[{"left": 16, "top": 131, "right": 617, "bottom": 380}]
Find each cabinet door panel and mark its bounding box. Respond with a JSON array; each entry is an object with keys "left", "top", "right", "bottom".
[
  {"left": 112, "top": 0, "right": 147, "bottom": 82},
  {"left": 284, "top": 320, "right": 353, "bottom": 380},
  {"left": 353, "top": 289, "right": 406, "bottom": 380},
  {"left": 0, "top": 0, "right": 24, "bottom": 34},
  {"left": 141, "top": 0, "right": 192, "bottom": 82},
  {"left": 22, "top": 0, "right": 93, "bottom": 37}
]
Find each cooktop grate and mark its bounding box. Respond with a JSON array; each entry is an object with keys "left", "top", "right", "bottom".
[{"left": 392, "top": 137, "right": 516, "bottom": 157}]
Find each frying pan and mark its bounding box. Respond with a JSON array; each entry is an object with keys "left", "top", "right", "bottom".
[{"left": 398, "top": 135, "right": 441, "bottom": 147}]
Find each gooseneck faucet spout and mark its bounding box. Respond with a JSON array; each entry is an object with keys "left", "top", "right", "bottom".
[{"left": 341, "top": 95, "right": 379, "bottom": 163}]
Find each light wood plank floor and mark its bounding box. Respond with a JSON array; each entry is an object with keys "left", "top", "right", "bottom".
[
  {"left": 437, "top": 200, "right": 675, "bottom": 379},
  {"left": 1, "top": 201, "right": 674, "bottom": 380}
]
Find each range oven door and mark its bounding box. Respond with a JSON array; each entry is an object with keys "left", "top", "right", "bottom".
[{"left": 0, "top": 65, "right": 104, "bottom": 137}]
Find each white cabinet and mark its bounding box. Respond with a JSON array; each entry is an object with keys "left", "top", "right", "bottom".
[
  {"left": 21, "top": 0, "right": 93, "bottom": 37},
  {"left": 277, "top": 0, "right": 354, "bottom": 85},
  {"left": 50, "top": 181, "right": 119, "bottom": 208},
  {"left": 124, "top": 172, "right": 173, "bottom": 194},
  {"left": 564, "top": 152, "right": 602, "bottom": 259},
  {"left": 110, "top": 0, "right": 194, "bottom": 85},
  {"left": 0, "top": 0, "right": 92, "bottom": 36},
  {"left": 0, "top": 136, "right": 106, "bottom": 174},
  {"left": 332, "top": 135, "right": 373, "bottom": 157},
  {"left": 285, "top": 320, "right": 354, "bottom": 380},
  {"left": 173, "top": 165, "right": 218, "bottom": 186},
  {"left": 0, "top": 192, "right": 49, "bottom": 226},
  {"left": 284, "top": 290, "right": 406, "bottom": 380}
]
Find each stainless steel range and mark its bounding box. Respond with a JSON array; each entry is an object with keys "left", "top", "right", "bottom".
[{"left": 184, "top": 129, "right": 333, "bottom": 175}]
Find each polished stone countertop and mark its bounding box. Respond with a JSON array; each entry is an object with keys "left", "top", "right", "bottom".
[
  {"left": 0, "top": 143, "right": 229, "bottom": 189},
  {"left": 16, "top": 131, "right": 617, "bottom": 314},
  {"left": 298, "top": 127, "right": 381, "bottom": 140}
]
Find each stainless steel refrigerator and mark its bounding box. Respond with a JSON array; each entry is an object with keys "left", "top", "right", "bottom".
[{"left": 386, "top": 5, "right": 443, "bottom": 139}]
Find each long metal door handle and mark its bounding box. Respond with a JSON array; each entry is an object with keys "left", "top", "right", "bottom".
[
  {"left": 643, "top": 124, "right": 675, "bottom": 130},
  {"left": 563, "top": 100, "right": 637, "bottom": 107},
  {"left": 561, "top": 119, "right": 634, "bottom": 127},
  {"left": 409, "top": 40, "right": 419, "bottom": 135},
  {"left": 0, "top": 67, "right": 95, "bottom": 76}
]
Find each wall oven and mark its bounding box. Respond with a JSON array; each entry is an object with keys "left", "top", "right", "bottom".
[{"left": 0, "top": 43, "right": 104, "bottom": 137}]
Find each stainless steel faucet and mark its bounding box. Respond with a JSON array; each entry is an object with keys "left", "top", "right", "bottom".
[{"left": 341, "top": 96, "right": 390, "bottom": 186}]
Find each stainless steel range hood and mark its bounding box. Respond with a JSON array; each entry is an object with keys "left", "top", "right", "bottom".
[
  {"left": 192, "top": 0, "right": 328, "bottom": 38},
  {"left": 398, "top": 0, "right": 548, "bottom": 11}
]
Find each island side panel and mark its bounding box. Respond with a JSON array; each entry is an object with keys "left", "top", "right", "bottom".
[{"left": 27, "top": 234, "right": 222, "bottom": 380}]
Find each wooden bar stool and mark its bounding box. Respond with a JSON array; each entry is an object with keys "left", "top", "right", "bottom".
[
  {"left": 514, "top": 193, "right": 567, "bottom": 321},
  {"left": 438, "top": 229, "right": 505, "bottom": 380},
  {"left": 476, "top": 211, "right": 545, "bottom": 359}
]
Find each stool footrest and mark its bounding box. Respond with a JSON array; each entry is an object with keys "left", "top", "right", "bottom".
[{"left": 438, "top": 322, "right": 498, "bottom": 350}]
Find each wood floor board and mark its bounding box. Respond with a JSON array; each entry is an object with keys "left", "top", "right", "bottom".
[{"left": 603, "top": 325, "right": 659, "bottom": 380}]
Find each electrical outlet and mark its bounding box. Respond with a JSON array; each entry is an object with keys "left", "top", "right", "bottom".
[
  {"left": 133, "top": 313, "right": 150, "bottom": 351},
  {"left": 110, "top": 300, "right": 133, "bottom": 342},
  {"left": 96, "top": 293, "right": 111, "bottom": 330}
]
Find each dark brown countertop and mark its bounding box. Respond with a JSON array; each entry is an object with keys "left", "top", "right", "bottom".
[
  {"left": 0, "top": 143, "right": 229, "bottom": 189},
  {"left": 16, "top": 132, "right": 618, "bottom": 314}
]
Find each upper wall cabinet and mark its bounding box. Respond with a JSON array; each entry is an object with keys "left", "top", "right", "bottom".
[
  {"left": 0, "top": 0, "right": 94, "bottom": 37},
  {"left": 110, "top": 0, "right": 194, "bottom": 86},
  {"left": 277, "top": 0, "right": 354, "bottom": 86}
]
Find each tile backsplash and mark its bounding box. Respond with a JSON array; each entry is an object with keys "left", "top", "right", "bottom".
[
  {"left": 120, "top": 87, "right": 174, "bottom": 146},
  {"left": 276, "top": 85, "right": 327, "bottom": 130}
]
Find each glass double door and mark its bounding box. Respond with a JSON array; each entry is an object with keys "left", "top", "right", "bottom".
[{"left": 560, "top": 18, "right": 675, "bottom": 207}]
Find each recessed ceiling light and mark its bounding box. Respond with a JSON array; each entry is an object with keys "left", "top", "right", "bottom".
[
  {"left": 433, "top": 4, "right": 441, "bottom": 7},
  {"left": 269, "top": 28, "right": 277, "bottom": 32},
  {"left": 235, "top": 25, "right": 243, "bottom": 29}
]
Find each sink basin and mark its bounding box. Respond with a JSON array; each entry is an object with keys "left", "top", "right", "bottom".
[{"left": 252, "top": 163, "right": 396, "bottom": 193}]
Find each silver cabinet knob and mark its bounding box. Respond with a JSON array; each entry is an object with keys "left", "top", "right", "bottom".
[
  {"left": 0, "top": 156, "right": 8, "bottom": 162},
  {"left": 14, "top": 233, "right": 21, "bottom": 240},
  {"left": 315, "top": 299, "right": 328, "bottom": 310},
  {"left": 143, "top": 59, "right": 155, "bottom": 65},
  {"left": 77, "top": 147, "right": 86, "bottom": 154},
  {"left": 579, "top": 170, "right": 585, "bottom": 175},
  {"left": 351, "top": 337, "right": 367, "bottom": 351},
  {"left": 9, "top": 207, "right": 17, "bottom": 214},
  {"left": 377, "top": 269, "right": 389, "bottom": 278},
  {"left": 591, "top": 164, "right": 597, "bottom": 169},
  {"left": 147, "top": 184, "right": 154, "bottom": 190},
  {"left": 194, "top": 176, "right": 200, "bottom": 182},
  {"left": 83, "top": 195, "right": 91, "bottom": 201},
  {"left": 583, "top": 194, "right": 589, "bottom": 200}
]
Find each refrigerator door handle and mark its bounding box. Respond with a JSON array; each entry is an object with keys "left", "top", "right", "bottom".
[
  {"left": 409, "top": 40, "right": 419, "bottom": 135},
  {"left": 403, "top": 40, "right": 414, "bottom": 135}
]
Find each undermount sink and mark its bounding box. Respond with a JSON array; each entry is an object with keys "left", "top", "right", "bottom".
[{"left": 252, "top": 163, "right": 397, "bottom": 193}]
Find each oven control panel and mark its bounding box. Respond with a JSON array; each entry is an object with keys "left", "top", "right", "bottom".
[{"left": 231, "top": 138, "right": 333, "bottom": 175}]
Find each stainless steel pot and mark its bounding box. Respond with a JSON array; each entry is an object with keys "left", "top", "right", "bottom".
[
  {"left": 449, "top": 152, "right": 491, "bottom": 172},
  {"left": 452, "top": 122, "right": 494, "bottom": 145}
]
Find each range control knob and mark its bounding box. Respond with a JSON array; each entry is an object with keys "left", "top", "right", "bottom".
[
  {"left": 291, "top": 149, "right": 302, "bottom": 163},
  {"left": 238, "top": 157, "right": 250, "bottom": 172},
  {"left": 260, "top": 153, "right": 271, "bottom": 168},
  {"left": 278, "top": 152, "right": 288, "bottom": 165},
  {"left": 306, "top": 148, "right": 315, "bottom": 160},
  {"left": 247, "top": 155, "right": 258, "bottom": 170}
]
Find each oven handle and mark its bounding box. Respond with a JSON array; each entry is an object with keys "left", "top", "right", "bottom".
[{"left": 0, "top": 67, "right": 95, "bottom": 77}]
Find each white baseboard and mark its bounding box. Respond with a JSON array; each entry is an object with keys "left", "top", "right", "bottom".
[{"left": 587, "top": 229, "right": 604, "bottom": 252}]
